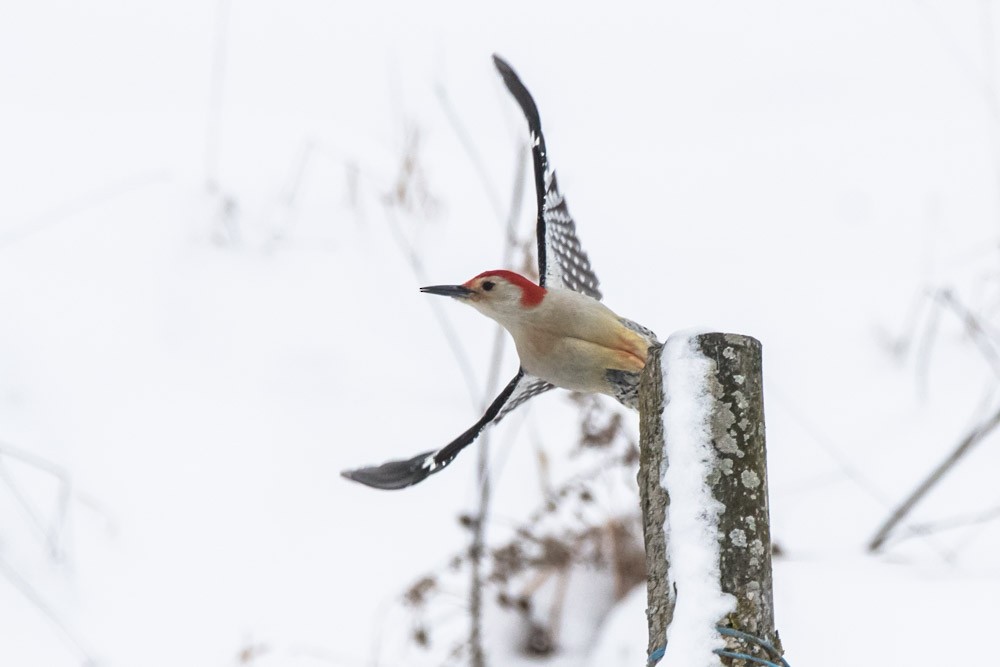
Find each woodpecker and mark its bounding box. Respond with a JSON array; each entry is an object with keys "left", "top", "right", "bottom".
[{"left": 341, "top": 55, "right": 658, "bottom": 490}]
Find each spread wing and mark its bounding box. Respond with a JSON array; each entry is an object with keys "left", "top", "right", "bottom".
[
  {"left": 341, "top": 370, "right": 554, "bottom": 490},
  {"left": 493, "top": 55, "right": 603, "bottom": 301},
  {"left": 343, "top": 57, "right": 591, "bottom": 490}
]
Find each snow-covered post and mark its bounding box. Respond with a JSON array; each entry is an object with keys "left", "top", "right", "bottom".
[{"left": 638, "top": 332, "right": 781, "bottom": 665}]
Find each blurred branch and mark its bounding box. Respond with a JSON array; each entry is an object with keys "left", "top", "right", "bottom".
[
  {"left": 0, "top": 555, "right": 95, "bottom": 665},
  {"left": 880, "top": 504, "right": 1000, "bottom": 549},
  {"left": 468, "top": 142, "right": 528, "bottom": 667},
  {"left": 913, "top": 289, "right": 943, "bottom": 396},
  {"left": 0, "top": 457, "right": 63, "bottom": 558},
  {"left": 375, "top": 115, "right": 482, "bottom": 399},
  {"left": 435, "top": 85, "right": 505, "bottom": 224},
  {"left": 933, "top": 288, "right": 1000, "bottom": 378},
  {"left": 433, "top": 71, "right": 536, "bottom": 667},
  {"left": 913, "top": 0, "right": 1000, "bottom": 225},
  {"left": 234, "top": 639, "right": 378, "bottom": 666},
  {"left": 0, "top": 171, "right": 169, "bottom": 250},
  {"left": 766, "top": 387, "right": 892, "bottom": 505},
  {"left": 400, "top": 396, "right": 641, "bottom": 663},
  {"left": 280, "top": 138, "right": 319, "bottom": 209},
  {"left": 205, "top": 0, "right": 233, "bottom": 191},
  {"left": 868, "top": 401, "right": 1000, "bottom": 552},
  {"left": 381, "top": 203, "right": 481, "bottom": 401},
  {"left": 0, "top": 440, "right": 113, "bottom": 560},
  {"left": 382, "top": 126, "right": 441, "bottom": 218}
]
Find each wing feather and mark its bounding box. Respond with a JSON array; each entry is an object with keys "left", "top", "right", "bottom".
[
  {"left": 493, "top": 55, "right": 603, "bottom": 300},
  {"left": 341, "top": 370, "right": 553, "bottom": 489},
  {"left": 342, "top": 57, "right": 594, "bottom": 491}
]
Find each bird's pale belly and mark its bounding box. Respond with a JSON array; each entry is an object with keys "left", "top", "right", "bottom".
[{"left": 516, "top": 334, "right": 646, "bottom": 394}]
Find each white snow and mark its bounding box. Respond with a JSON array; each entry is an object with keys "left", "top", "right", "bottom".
[
  {"left": 584, "top": 585, "right": 648, "bottom": 667},
  {"left": 657, "top": 332, "right": 736, "bottom": 666},
  {"left": 3, "top": 2, "right": 1000, "bottom": 666}
]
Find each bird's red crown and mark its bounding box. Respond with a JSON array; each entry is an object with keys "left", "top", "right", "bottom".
[{"left": 469, "top": 270, "right": 546, "bottom": 307}]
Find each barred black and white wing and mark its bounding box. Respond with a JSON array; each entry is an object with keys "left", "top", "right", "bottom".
[
  {"left": 342, "top": 58, "right": 584, "bottom": 491},
  {"left": 493, "top": 55, "right": 603, "bottom": 301},
  {"left": 341, "top": 370, "right": 553, "bottom": 490},
  {"left": 494, "top": 373, "right": 555, "bottom": 422}
]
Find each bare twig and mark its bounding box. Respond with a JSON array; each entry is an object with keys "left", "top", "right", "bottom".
[
  {"left": 0, "top": 440, "right": 113, "bottom": 559},
  {"left": 382, "top": 203, "right": 481, "bottom": 402},
  {"left": 435, "top": 85, "right": 505, "bottom": 224},
  {"left": 0, "top": 555, "right": 95, "bottom": 665},
  {"left": 914, "top": 0, "right": 1000, "bottom": 227},
  {"left": 933, "top": 288, "right": 1000, "bottom": 378},
  {"left": 234, "top": 637, "right": 384, "bottom": 666},
  {"left": 0, "top": 458, "right": 60, "bottom": 557},
  {"left": 0, "top": 171, "right": 169, "bottom": 250},
  {"left": 869, "top": 401, "right": 1000, "bottom": 551},
  {"left": 914, "top": 289, "right": 944, "bottom": 396},
  {"left": 205, "top": 0, "right": 233, "bottom": 191},
  {"left": 766, "top": 387, "right": 892, "bottom": 506},
  {"left": 468, "top": 143, "right": 528, "bottom": 667},
  {"left": 881, "top": 504, "right": 1000, "bottom": 548},
  {"left": 979, "top": 0, "right": 1000, "bottom": 219},
  {"left": 434, "top": 69, "right": 532, "bottom": 667},
  {"left": 279, "top": 139, "right": 319, "bottom": 208},
  {"left": 400, "top": 410, "right": 641, "bottom": 660}
]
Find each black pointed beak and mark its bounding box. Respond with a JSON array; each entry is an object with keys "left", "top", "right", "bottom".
[{"left": 420, "top": 284, "right": 475, "bottom": 299}]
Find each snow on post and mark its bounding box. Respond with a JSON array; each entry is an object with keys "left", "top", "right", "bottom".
[{"left": 638, "top": 332, "right": 781, "bottom": 665}]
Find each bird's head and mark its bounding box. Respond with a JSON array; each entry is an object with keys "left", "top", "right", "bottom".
[{"left": 421, "top": 270, "right": 546, "bottom": 324}]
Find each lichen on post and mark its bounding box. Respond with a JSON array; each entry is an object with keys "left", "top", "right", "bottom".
[{"left": 638, "top": 332, "right": 782, "bottom": 665}]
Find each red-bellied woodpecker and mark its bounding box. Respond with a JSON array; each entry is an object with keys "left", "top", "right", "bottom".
[{"left": 341, "top": 55, "right": 658, "bottom": 490}]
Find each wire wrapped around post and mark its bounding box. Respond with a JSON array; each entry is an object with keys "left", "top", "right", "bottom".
[{"left": 638, "top": 333, "right": 784, "bottom": 665}]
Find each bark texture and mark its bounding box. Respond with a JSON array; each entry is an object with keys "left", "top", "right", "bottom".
[
  {"left": 639, "top": 333, "right": 783, "bottom": 664},
  {"left": 637, "top": 343, "right": 673, "bottom": 658}
]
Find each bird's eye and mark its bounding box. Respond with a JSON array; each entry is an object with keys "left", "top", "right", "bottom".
[{"left": 482, "top": 281, "right": 495, "bottom": 291}]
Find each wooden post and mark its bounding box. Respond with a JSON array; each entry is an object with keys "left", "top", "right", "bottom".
[
  {"left": 638, "top": 333, "right": 782, "bottom": 663},
  {"left": 638, "top": 344, "right": 674, "bottom": 658}
]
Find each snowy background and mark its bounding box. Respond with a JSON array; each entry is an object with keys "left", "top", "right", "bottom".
[{"left": 3, "top": 1, "right": 1000, "bottom": 665}]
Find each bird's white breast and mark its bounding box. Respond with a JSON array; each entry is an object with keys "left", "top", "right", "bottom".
[{"left": 501, "top": 289, "right": 652, "bottom": 395}]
